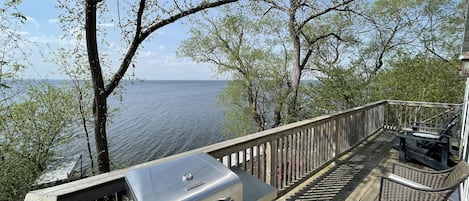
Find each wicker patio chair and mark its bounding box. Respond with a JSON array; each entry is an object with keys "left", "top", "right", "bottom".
[{"left": 378, "top": 161, "right": 469, "bottom": 201}]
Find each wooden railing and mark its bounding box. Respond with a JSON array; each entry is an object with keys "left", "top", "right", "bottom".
[
  {"left": 24, "top": 100, "right": 460, "bottom": 201},
  {"left": 384, "top": 100, "right": 461, "bottom": 133},
  {"left": 207, "top": 100, "right": 385, "bottom": 193}
]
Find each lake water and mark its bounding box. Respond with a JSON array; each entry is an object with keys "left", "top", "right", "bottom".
[{"left": 62, "top": 80, "right": 228, "bottom": 171}]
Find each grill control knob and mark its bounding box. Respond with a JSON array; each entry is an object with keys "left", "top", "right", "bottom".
[{"left": 183, "top": 173, "right": 193, "bottom": 181}]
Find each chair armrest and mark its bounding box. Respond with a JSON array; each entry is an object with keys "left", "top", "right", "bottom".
[
  {"left": 407, "top": 125, "right": 441, "bottom": 134},
  {"left": 387, "top": 174, "right": 431, "bottom": 189},
  {"left": 379, "top": 176, "right": 454, "bottom": 201},
  {"left": 396, "top": 133, "right": 449, "bottom": 144},
  {"left": 412, "top": 132, "right": 440, "bottom": 139},
  {"left": 392, "top": 163, "right": 451, "bottom": 188}
]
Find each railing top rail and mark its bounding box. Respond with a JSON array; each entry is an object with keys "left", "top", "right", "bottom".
[{"left": 385, "top": 100, "right": 462, "bottom": 108}]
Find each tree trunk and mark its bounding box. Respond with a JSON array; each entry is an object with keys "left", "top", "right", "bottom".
[
  {"left": 85, "top": 0, "right": 110, "bottom": 173},
  {"left": 77, "top": 87, "right": 95, "bottom": 174},
  {"left": 83, "top": 0, "right": 238, "bottom": 174},
  {"left": 246, "top": 81, "right": 265, "bottom": 131},
  {"left": 287, "top": 0, "right": 302, "bottom": 118}
]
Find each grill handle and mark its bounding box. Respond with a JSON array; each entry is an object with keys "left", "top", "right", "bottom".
[{"left": 216, "top": 197, "right": 234, "bottom": 201}]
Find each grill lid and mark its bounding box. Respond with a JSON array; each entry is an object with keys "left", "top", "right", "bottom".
[{"left": 125, "top": 152, "right": 241, "bottom": 201}]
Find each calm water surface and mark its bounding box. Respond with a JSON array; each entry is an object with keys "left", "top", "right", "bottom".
[{"left": 63, "top": 80, "right": 228, "bottom": 171}]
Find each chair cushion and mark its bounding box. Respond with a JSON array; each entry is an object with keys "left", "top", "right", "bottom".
[
  {"left": 412, "top": 132, "right": 440, "bottom": 139},
  {"left": 388, "top": 174, "right": 432, "bottom": 190}
]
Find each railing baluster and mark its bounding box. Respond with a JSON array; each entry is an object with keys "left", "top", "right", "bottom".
[
  {"left": 282, "top": 136, "right": 289, "bottom": 187},
  {"left": 305, "top": 129, "right": 309, "bottom": 174},
  {"left": 329, "top": 120, "right": 334, "bottom": 160},
  {"left": 242, "top": 149, "right": 247, "bottom": 171},
  {"left": 300, "top": 130, "right": 304, "bottom": 177},
  {"left": 313, "top": 127, "right": 316, "bottom": 168},
  {"left": 262, "top": 143, "right": 267, "bottom": 182},
  {"left": 317, "top": 124, "right": 321, "bottom": 166},
  {"left": 293, "top": 132, "right": 298, "bottom": 181},
  {"left": 266, "top": 139, "right": 276, "bottom": 187},
  {"left": 318, "top": 124, "right": 323, "bottom": 165},
  {"left": 256, "top": 146, "right": 260, "bottom": 179},
  {"left": 249, "top": 147, "right": 253, "bottom": 175},
  {"left": 325, "top": 122, "right": 329, "bottom": 162},
  {"left": 307, "top": 127, "right": 314, "bottom": 172},
  {"left": 227, "top": 155, "right": 231, "bottom": 168},
  {"left": 289, "top": 133, "right": 294, "bottom": 184},
  {"left": 332, "top": 119, "right": 337, "bottom": 158},
  {"left": 278, "top": 137, "right": 283, "bottom": 189},
  {"left": 296, "top": 131, "right": 301, "bottom": 180},
  {"left": 300, "top": 130, "right": 305, "bottom": 177},
  {"left": 287, "top": 134, "right": 291, "bottom": 185}
]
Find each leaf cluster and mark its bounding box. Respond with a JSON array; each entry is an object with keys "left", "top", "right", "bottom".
[
  {"left": 0, "top": 83, "right": 78, "bottom": 200},
  {"left": 371, "top": 54, "right": 464, "bottom": 103},
  {"left": 179, "top": 5, "right": 292, "bottom": 136},
  {"left": 0, "top": 0, "right": 28, "bottom": 90}
]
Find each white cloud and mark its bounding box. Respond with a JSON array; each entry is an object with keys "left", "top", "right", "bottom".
[
  {"left": 140, "top": 50, "right": 157, "bottom": 57},
  {"left": 48, "top": 18, "right": 59, "bottom": 24},
  {"left": 146, "top": 54, "right": 181, "bottom": 65},
  {"left": 98, "top": 23, "right": 115, "bottom": 27},
  {"left": 25, "top": 33, "right": 82, "bottom": 51},
  {"left": 0, "top": 28, "right": 29, "bottom": 38},
  {"left": 25, "top": 16, "right": 40, "bottom": 29},
  {"left": 133, "top": 54, "right": 216, "bottom": 80},
  {"left": 11, "top": 30, "right": 29, "bottom": 36},
  {"left": 105, "top": 42, "right": 126, "bottom": 55},
  {"left": 156, "top": 30, "right": 165, "bottom": 36}
]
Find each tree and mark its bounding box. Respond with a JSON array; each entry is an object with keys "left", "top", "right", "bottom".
[
  {"left": 179, "top": 1, "right": 359, "bottom": 135},
  {"left": 304, "top": 68, "right": 366, "bottom": 116},
  {"left": 55, "top": 0, "right": 241, "bottom": 173},
  {"left": 178, "top": 9, "right": 290, "bottom": 136},
  {"left": 371, "top": 54, "right": 464, "bottom": 103},
  {"left": 0, "top": 0, "right": 27, "bottom": 92},
  {"left": 59, "top": 0, "right": 465, "bottom": 174},
  {"left": 0, "top": 153, "right": 39, "bottom": 201},
  {"left": 51, "top": 48, "right": 96, "bottom": 174},
  {"left": 304, "top": 0, "right": 465, "bottom": 114},
  {"left": 0, "top": 1, "right": 108, "bottom": 199},
  {"left": 262, "top": 0, "right": 357, "bottom": 121},
  {"left": 0, "top": 84, "right": 77, "bottom": 201}
]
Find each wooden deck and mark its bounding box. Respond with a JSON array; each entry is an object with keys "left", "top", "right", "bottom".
[
  {"left": 278, "top": 130, "right": 399, "bottom": 201},
  {"left": 24, "top": 101, "right": 463, "bottom": 201}
]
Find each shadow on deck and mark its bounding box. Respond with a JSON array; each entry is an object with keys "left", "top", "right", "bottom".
[{"left": 280, "top": 130, "right": 399, "bottom": 201}]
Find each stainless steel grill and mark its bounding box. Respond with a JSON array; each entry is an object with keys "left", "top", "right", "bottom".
[{"left": 125, "top": 152, "right": 242, "bottom": 201}]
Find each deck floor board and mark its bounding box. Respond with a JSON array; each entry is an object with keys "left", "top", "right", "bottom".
[{"left": 283, "top": 131, "right": 398, "bottom": 201}]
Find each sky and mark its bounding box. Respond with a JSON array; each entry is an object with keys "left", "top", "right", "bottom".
[{"left": 15, "top": 0, "right": 218, "bottom": 80}]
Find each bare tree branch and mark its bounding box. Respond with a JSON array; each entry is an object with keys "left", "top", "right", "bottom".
[
  {"left": 424, "top": 43, "right": 450, "bottom": 62},
  {"left": 105, "top": 0, "right": 237, "bottom": 97},
  {"left": 262, "top": 0, "right": 288, "bottom": 12},
  {"left": 298, "top": 0, "right": 355, "bottom": 31}
]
